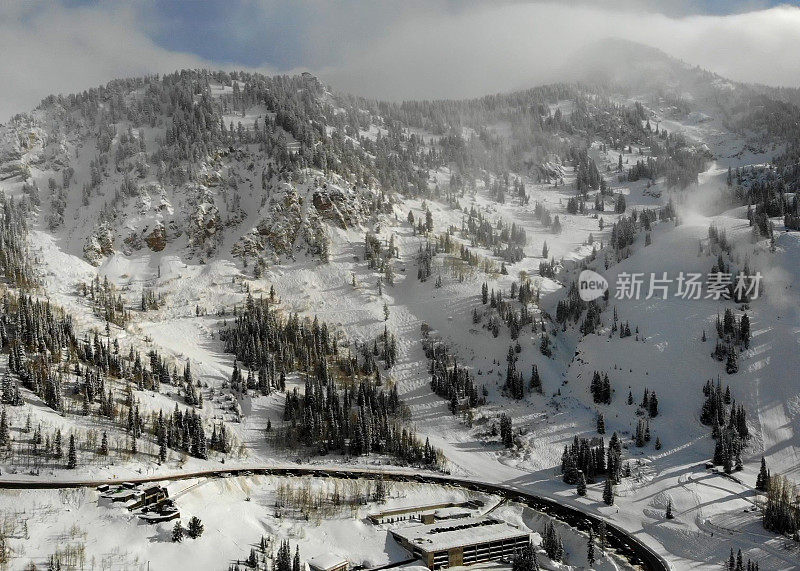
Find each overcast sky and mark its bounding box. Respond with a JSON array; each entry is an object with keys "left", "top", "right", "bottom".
[{"left": 2, "top": 0, "right": 800, "bottom": 120}]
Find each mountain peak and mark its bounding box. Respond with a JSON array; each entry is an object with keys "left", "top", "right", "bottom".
[{"left": 561, "top": 37, "right": 721, "bottom": 95}]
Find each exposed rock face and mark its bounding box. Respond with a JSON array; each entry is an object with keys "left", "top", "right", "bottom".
[
  {"left": 232, "top": 179, "right": 385, "bottom": 266},
  {"left": 123, "top": 231, "right": 143, "bottom": 255},
  {"left": 186, "top": 186, "right": 222, "bottom": 257},
  {"left": 1, "top": 100, "right": 387, "bottom": 271},
  {"left": 312, "top": 191, "right": 333, "bottom": 211},
  {"left": 83, "top": 223, "right": 115, "bottom": 265},
  {"left": 312, "top": 189, "right": 349, "bottom": 229},
  {"left": 42, "top": 134, "right": 70, "bottom": 168},
  {"left": 232, "top": 185, "right": 303, "bottom": 262},
  {"left": 0, "top": 159, "right": 26, "bottom": 181},
  {"left": 266, "top": 189, "right": 304, "bottom": 255},
  {"left": 145, "top": 223, "right": 167, "bottom": 252}
]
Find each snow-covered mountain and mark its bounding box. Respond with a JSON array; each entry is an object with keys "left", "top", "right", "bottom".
[
  {"left": 1, "top": 73, "right": 390, "bottom": 268},
  {"left": 1, "top": 41, "right": 799, "bottom": 569}
]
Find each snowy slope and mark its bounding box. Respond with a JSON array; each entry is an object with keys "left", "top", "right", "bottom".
[{"left": 0, "top": 63, "right": 798, "bottom": 570}]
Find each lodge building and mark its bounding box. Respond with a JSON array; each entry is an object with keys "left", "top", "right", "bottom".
[
  {"left": 389, "top": 516, "right": 530, "bottom": 570},
  {"left": 307, "top": 555, "right": 348, "bottom": 571}
]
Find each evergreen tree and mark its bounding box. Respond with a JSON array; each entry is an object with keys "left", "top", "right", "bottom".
[
  {"left": 762, "top": 474, "right": 798, "bottom": 535},
  {"left": 67, "top": 434, "right": 77, "bottom": 468},
  {"left": 500, "top": 414, "right": 513, "bottom": 448},
  {"left": 172, "top": 521, "right": 183, "bottom": 542},
  {"left": 539, "top": 333, "right": 552, "bottom": 357},
  {"left": 541, "top": 522, "right": 562, "bottom": 562},
  {"left": 726, "top": 350, "right": 739, "bottom": 374},
  {"left": 587, "top": 527, "right": 596, "bottom": 566},
  {"left": 756, "top": 456, "right": 770, "bottom": 492},
  {"left": 635, "top": 419, "right": 646, "bottom": 447},
  {"left": 529, "top": 364, "right": 542, "bottom": 394},
  {"left": 577, "top": 471, "right": 587, "bottom": 496},
  {"left": 648, "top": 392, "right": 659, "bottom": 417},
  {"left": 511, "top": 541, "right": 539, "bottom": 571},
  {"left": 187, "top": 516, "right": 204, "bottom": 538},
  {"left": 276, "top": 540, "right": 292, "bottom": 571},
  {"left": 603, "top": 478, "right": 615, "bottom": 505},
  {"left": 0, "top": 408, "right": 8, "bottom": 448}
]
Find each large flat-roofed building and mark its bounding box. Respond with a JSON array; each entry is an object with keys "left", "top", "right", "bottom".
[
  {"left": 368, "top": 500, "right": 483, "bottom": 525},
  {"left": 389, "top": 517, "right": 530, "bottom": 570},
  {"left": 307, "top": 555, "right": 348, "bottom": 571}
]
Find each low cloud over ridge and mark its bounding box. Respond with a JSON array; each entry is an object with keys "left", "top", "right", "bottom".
[{"left": 2, "top": 1, "right": 800, "bottom": 120}]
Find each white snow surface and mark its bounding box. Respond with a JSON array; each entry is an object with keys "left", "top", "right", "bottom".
[{"left": 0, "top": 91, "right": 798, "bottom": 570}]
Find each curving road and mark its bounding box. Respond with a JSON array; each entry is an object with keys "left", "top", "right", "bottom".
[{"left": 0, "top": 465, "right": 669, "bottom": 571}]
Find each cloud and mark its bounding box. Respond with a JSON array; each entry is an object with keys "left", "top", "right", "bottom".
[
  {"left": 317, "top": 2, "right": 800, "bottom": 100},
  {"left": 1, "top": 0, "right": 799, "bottom": 120},
  {"left": 0, "top": 2, "right": 207, "bottom": 121}
]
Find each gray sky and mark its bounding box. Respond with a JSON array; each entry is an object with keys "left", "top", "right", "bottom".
[{"left": 2, "top": 1, "right": 800, "bottom": 120}]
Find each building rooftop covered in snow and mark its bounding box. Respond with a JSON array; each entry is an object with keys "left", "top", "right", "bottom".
[
  {"left": 307, "top": 554, "right": 348, "bottom": 571},
  {"left": 389, "top": 516, "right": 530, "bottom": 569},
  {"left": 368, "top": 500, "right": 482, "bottom": 525}
]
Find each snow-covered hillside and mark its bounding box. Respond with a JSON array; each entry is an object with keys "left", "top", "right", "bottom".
[{"left": 1, "top": 58, "right": 799, "bottom": 570}]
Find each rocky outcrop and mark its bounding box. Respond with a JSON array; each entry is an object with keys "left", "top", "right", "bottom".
[
  {"left": 187, "top": 186, "right": 222, "bottom": 257},
  {"left": 312, "top": 190, "right": 349, "bottom": 229},
  {"left": 123, "top": 231, "right": 143, "bottom": 254},
  {"left": 83, "top": 223, "right": 115, "bottom": 265},
  {"left": 145, "top": 223, "right": 167, "bottom": 252}
]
